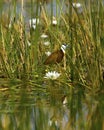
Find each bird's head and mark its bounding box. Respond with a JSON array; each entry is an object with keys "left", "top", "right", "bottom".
[{"left": 61, "top": 44, "right": 68, "bottom": 53}]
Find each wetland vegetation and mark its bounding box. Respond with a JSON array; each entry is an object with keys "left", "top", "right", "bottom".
[{"left": 0, "top": 0, "right": 104, "bottom": 130}]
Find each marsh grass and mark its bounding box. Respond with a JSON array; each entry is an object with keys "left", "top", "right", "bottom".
[
  {"left": 0, "top": 1, "right": 104, "bottom": 130},
  {"left": 0, "top": 0, "right": 104, "bottom": 93}
]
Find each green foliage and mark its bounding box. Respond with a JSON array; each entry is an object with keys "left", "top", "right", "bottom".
[
  {"left": 0, "top": 1, "right": 104, "bottom": 130},
  {"left": 0, "top": 0, "right": 104, "bottom": 92}
]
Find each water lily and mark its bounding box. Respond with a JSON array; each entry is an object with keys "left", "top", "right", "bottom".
[
  {"left": 52, "top": 17, "right": 57, "bottom": 25},
  {"left": 27, "top": 40, "right": 31, "bottom": 46},
  {"left": 49, "top": 120, "right": 58, "bottom": 127},
  {"left": 29, "top": 18, "right": 39, "bottom": 29},
  {"left": 43, "top": 41, "right": 50, "bottom": 46},
  {"left": 31, "top": 25, "right": 36, "bottom": 30},
  {"left": 44, "top": 71, "right": 61, "bottom": 80},
  {"left": 72, "top": 3, "right": 82, "bottom": 8},
  {"left": 45, "top": 51, "right": 51, "bottom": 56},
  {"left": 63, "top": 96, "right": 68, "bottom": 105},
  {"left": 41, "top": 34, "right": 48, "bottom": 39}
]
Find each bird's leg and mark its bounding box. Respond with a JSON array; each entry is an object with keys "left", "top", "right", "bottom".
[{"left": 63, "top": 53, "right": 66, "bottom": 70}]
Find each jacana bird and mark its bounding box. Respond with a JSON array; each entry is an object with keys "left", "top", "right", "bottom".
[{"left": 44, "top": 44, "right": 67, "bottom": 65}]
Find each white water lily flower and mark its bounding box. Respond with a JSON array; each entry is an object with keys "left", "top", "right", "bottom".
[
  {"left": 27, "top": 40, "right": 31, "bottom": 46},
  {"left": 49, "top": 120, "right": 58, "bottom": 126},
  {"left": 52, "top": 17, "right": 57, "bottom": 25},
  {"left": 29, "top": 18, "right": 39, "bottom": 29},
  {"left": 52, "top": 19, "right": 57, "bottom": 25},
  {"left": 43, "top": 41, "right": 50, "bottom": 46},
  {"left": 72, "top": 3, "right": 82, "bottom": 8},
  {"left": 44, "top": 71, "right": 61, "bottom": 80},
  {"left": 29, "top": 18, "right": 39, "bottom": 25},
  {"left": 63, "top": 97, "right": 68, "bottom": 105},
  {"left": 32, "top": 25, "right": 36, "bottom": 30},
  {"left": 45, "top": 51, "right": 51, "bottom": 56},
  {"left": 41, "top": 34, "right": 48, "bottom": 39}
]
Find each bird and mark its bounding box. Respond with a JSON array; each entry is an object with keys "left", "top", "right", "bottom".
[{"left": 44, "top": 44, "right": 68, "bottom": 65}]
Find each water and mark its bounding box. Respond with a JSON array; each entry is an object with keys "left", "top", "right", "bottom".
[
  {"left": 0, "top": 78, "right": 104, "bottom": 130},
  {"left": 1, "top": 0, "right": 65, "bottom": 20}
]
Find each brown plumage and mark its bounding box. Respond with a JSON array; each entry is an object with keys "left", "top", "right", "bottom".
[{"left": 44, "top": 49, "right": 64, "bottom": 65}]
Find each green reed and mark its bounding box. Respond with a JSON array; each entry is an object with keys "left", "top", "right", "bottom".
[
  {"left": 0, "top": 2, "right": 104, "bottom": 130},
  {"left": 0, "top": 0, "right": 104, "bottom": 91}
]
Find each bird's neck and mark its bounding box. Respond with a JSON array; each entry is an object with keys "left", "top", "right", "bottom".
[{"left": 60, "top": 47, "right": 65, "bottom": 54}]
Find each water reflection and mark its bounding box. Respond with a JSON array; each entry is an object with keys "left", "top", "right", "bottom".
[
  {"left": 2, "top": 0, "right": 66, "bottom": 20},
  {"left": 0, "top": 79, "right": 104, "bottom": 130}
]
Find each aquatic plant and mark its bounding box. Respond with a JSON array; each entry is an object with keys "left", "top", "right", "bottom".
[
  {"left": 44, "top": 71, "right": 61, "bottom": 80},
  {"left": 0, "top": 0, "right": 104, "bottom": 92}
]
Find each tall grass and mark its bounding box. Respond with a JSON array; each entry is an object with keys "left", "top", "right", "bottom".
[{"left": 0, "top": 0, "right": 104, "bottom": 92}]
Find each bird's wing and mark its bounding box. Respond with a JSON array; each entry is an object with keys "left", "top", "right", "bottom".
[
  {"left": 44, "top": 51, "right": 59, "bottom": 65},
  {"left": 56, "top": 51, "right": 64, "bottom": 63}
]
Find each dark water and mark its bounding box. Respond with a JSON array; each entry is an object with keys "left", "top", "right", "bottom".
[
  {"left": 2, "top": 0, "right": 104, "bottom": 26},
  {"left": 0, "top": 78, "right": 104, "bottom": 130},
  {"left": 1, "top": 0, "right": 66, "bottom": 20}
]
